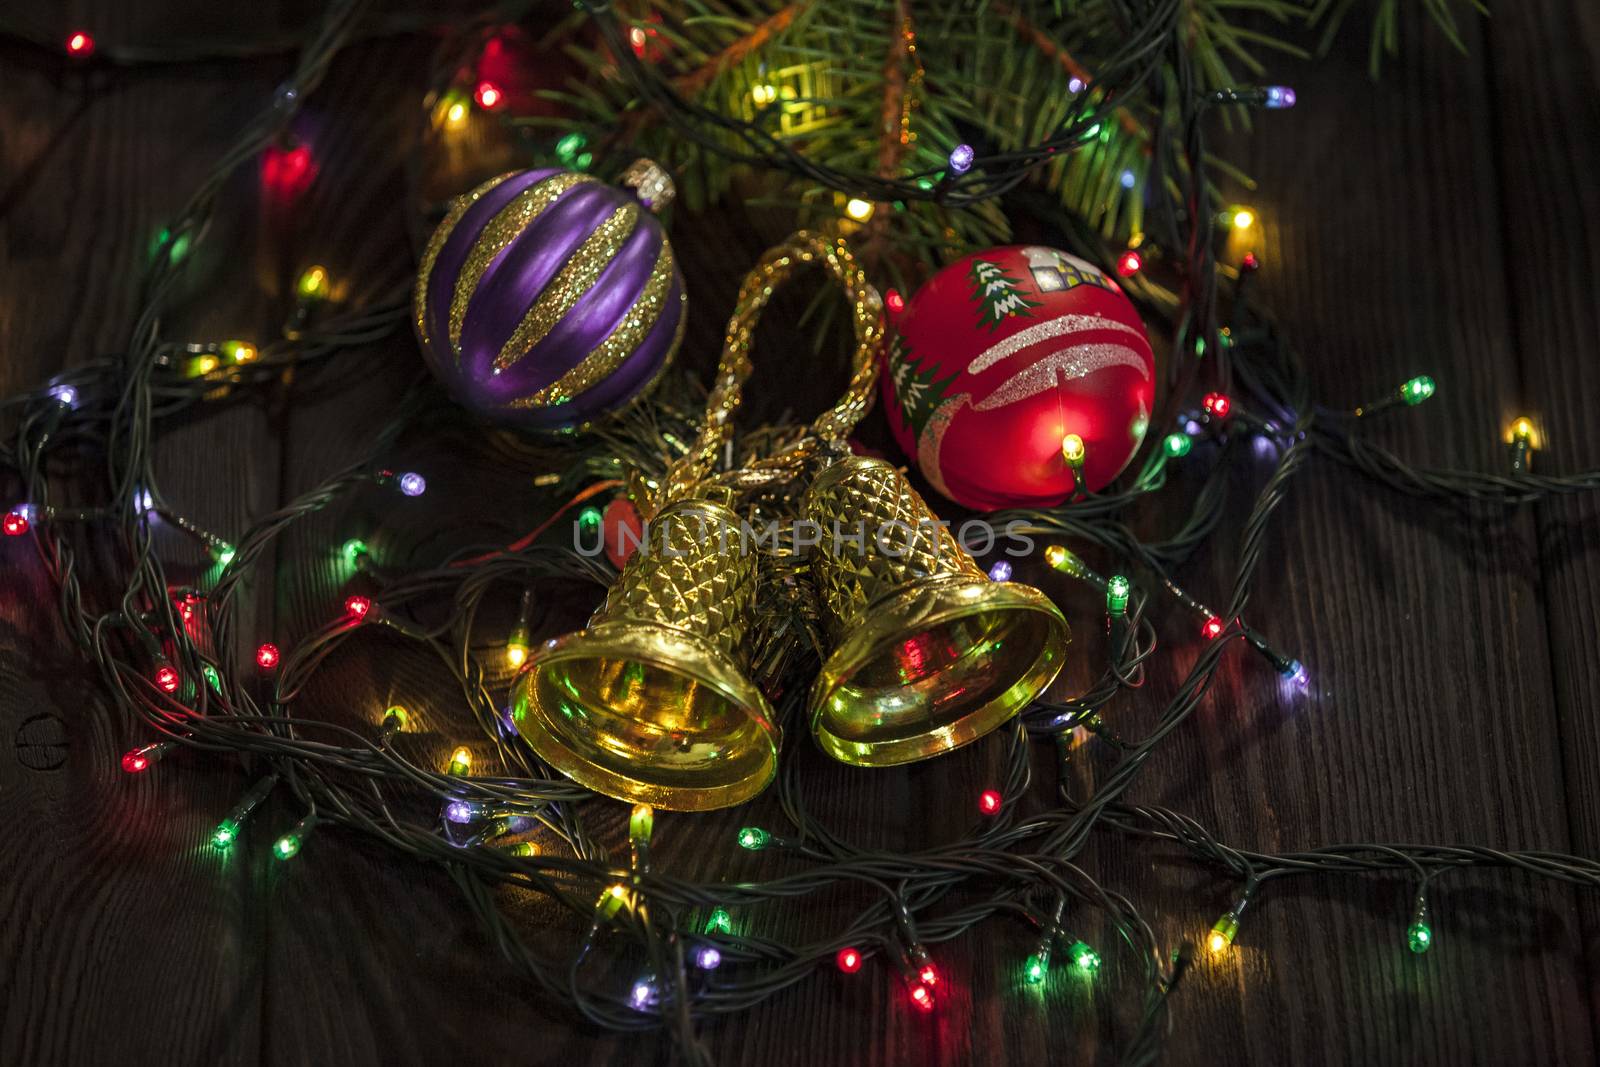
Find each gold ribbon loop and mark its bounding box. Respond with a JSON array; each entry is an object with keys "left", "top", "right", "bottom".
[{"left": 648, "top": 231, "right": 884, "bottom": 516}]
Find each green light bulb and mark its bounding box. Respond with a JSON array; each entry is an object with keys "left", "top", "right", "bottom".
[
  {"left": 1164, "top": 433, "right": 1192, "bottom": 458},
  {"left": 273, "top": 814, "right": 315, "bottom": 860},
  {"left": 578, "top": 506, "right": 602, "bottom": 528},
  {"left": 555, "top": 132, "right": 586, "bottom": 165},
  {"left": 212, "top": 820, "right": 238, "bottom": 849},
  {"left": 737, "top": 826, "right": 769, "bottom": 850},
  {"left": 1070, "top": 940, "right": 1101, "bottom": 972},
  {"left": 706, "top": 907, "right": 733, "bottom": 935},
  {"left": 1401, "top": 376, "right": 1435, "bottom": 405},
  {"left": 1024, "top": 953, "right": 1048, "bottom": 985},
  {"left": 202, "top": 664, "right": 222, "bottom": 692},
  {"left": 1407, "top": 922, "right": 1432, "bottom": 954},
  {"left": 1106, "top": 576, "right": 1130, "bottom": 615},
  {"left": 342, "top": 539, "right": 368, "bottom": 567},
  {"left": 215, "top": 544, "right": 236, "bottom": 566}
]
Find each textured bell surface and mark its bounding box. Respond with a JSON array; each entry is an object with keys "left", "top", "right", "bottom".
[
  {"left": 804, "top": 456, "right": 1069, "bottom": 766},
  {"left": 414, "top": 163, "right": 685, "bottom": 431},
  {"left": 513, "top": 498, "right": 779, "bottom": 810}
]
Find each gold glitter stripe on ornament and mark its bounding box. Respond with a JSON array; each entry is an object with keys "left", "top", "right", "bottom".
[
  {"left": 493, "top": 201, "right": 641, "bottom": 374},
  {"left": 448, "top": 171, "right": 594, "bottom": 353},
  {"left": 518, "top": 241, "right": 677, "bottom": 408},
  {"left": 414, "top": 172, "right": 514, "bottom": 351}
]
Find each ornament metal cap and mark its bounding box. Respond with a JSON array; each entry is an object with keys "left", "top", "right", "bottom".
[
  {"left": 804, "top": 456, "right": 1069, "bottom": 766},
  {"left": 513, "top": 497, "right": 778, "bottom": 810},
  {"left": 621, "top": 158, "right": 674, "bottom": 212}
]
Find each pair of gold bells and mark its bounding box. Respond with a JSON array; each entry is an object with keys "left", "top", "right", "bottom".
[{"left": 511, "top": 233, "right": 1070, "bottom": 810}]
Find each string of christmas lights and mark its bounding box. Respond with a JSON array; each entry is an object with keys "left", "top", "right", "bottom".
[{"left": 5, "top": 4, "right": 1600, "bottom": 1066}]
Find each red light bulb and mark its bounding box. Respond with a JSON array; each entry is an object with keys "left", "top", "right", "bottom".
[
  {"left": 66, "top": 31, "right": 95, "bottom": 57},
  {"left": 1116, "top": 249, "right": 1142, "bottom": 277},
  {"left": 885, "top": 289, "right": 905, "bottom": 314},
  {"left": 1202, "top": 617, "right": 1225, "bottom": 640},
  {"left": 1203, "top": 392, "right": 1231, "bottom": 418},
  {"left": 262, "top": 144, "right": 316, "bottom": 198},
  {"left": 3, "top": 510, "right": 29, "bottom": 536},
  {"left": 909, "top": 984, "right": 935, "bottom": 1012},
  {"left": 836, "top": 947, "right": 862, "bottom": 973},
  {"left": 1241, "top": 251, "right": 1260, "bottom": 272},
  {"left": 256, "top": 643, "right": 280, "bottom": 669},
  {"left": 474, "top": 82, "right": 503, "bottom": 110},
  {"left": 978, "top": 789, "right": 1002, "bottom": 815},
  {"left": 918, "top": 963, "right": 939, "bottom": 986},
  {"left": 344, "top": 595, "right": 371, "bottom": 619},
  {"left": 121, "top": 749, "right": 149, "bottom": 773},
  {"left": 154, "top": 665, "right": 180, "bottom": 693}
]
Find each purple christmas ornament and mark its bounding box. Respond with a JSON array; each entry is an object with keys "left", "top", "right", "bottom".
[{"left": 414, "top": 159, "right": 684, "bottom": 431}]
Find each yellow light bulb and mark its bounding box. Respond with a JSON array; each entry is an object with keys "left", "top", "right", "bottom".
[
  {"left": 845, "top": 198, "right": 874, "bottom": 222},
  {"left": 448, "top": 746, "right": 471, "bottom": 775},
  {"left": 506, "top": 642, "right": 528, "bottom": 668},
  {"left": 1061, "top": 433, "right": 1086, "bottom": 467},
  {"left": 297, "top": 265, "right": 330, "bottom": 301},
  {"left": 446, "top": 101, "right": 467, "bottom": 126},
  {"left": 1043, "top": 545, "right": 1068, "bottom": 568},
  {"left": 608, "top": 883, "right": 628, "bottom": 900},
  {"left": 1208, "top": 911, "right": 1240, "bottom": 952},
  {"left": 1231, "top": 207, "right": 1255, "bottom": 230},
  {"left": 1509, "top": 416, "right": 1537, "bottom": 446},
  {"left": 191, "top": 354, "right": 219, "bottom": 377},
  {"left": 228, "top": 341, "right": 258, "bottom": 364},
  {"left": 751, "top": 83, "right": 777, "bottom": 105}
]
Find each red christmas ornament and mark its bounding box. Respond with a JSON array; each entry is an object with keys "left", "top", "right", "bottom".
[{"left": 883, "top": 246, "right": 1156, "bottom": 511}]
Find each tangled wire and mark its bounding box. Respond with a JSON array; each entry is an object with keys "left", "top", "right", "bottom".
[{"left": 5, "top": 2, "right": 1599, "bottom": 1065}]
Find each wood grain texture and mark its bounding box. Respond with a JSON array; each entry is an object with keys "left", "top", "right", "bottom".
[
  {"left": 0, "top": 2, "right": 1597, "bottom": 1066},
  {"left": 0, "top": 5, "right": 300, "bottom": 1065},
  {"left": 1486, "top": 0, "right": 1600, "bottom": 1031}
]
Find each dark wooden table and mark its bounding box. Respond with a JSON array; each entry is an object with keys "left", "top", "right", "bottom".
[{"left": 3, "top": 3, "right": 1598, "bottom": 1064}]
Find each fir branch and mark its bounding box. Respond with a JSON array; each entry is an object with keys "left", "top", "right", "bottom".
[
  {"left": 672, "top": 1, "right": 812, "bottom": 96},
  {"left": 1307, "top": 0, "right": 1488, "bottom": 76},
  {"left": 991, "top": 0, "right": 1142, "bottom": 138},
  {"left": 859, "top": 0, "right": 917, "bottom": 266}
]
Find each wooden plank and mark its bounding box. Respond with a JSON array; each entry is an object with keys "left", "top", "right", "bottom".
[
  {"left": 249, "top": 35, "right": 568, "bottom": 1066},
  {"left": 1485, "top": 0, "right": 1600, "bottom": 1038},
  {"left": 5, "top": 5, "right": 1593, "bottom": 1066},
  {"left": 253, "top": 7, "right": 1600, "bottom": 1064},
  {"left": 0, "top": 5, "right": 298, "bottom": 1063},
  {"left": 1074, "top": 7, "right": 1595, "bottom": 1064}
]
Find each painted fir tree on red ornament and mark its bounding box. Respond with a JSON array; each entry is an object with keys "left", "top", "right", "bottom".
[{"left": 883, "top": 245, "right": 1156, "bottom": 511}]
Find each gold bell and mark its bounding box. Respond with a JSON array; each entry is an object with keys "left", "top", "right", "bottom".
[
  {"left": 513, "top": 494, "right": 778, "bottom": 811},
  {"left": 512, "top": 230, "right": 886, "bottom": 809},
  {"left": 805, "top": 456, "right": 1070, "bottom": 766}
]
